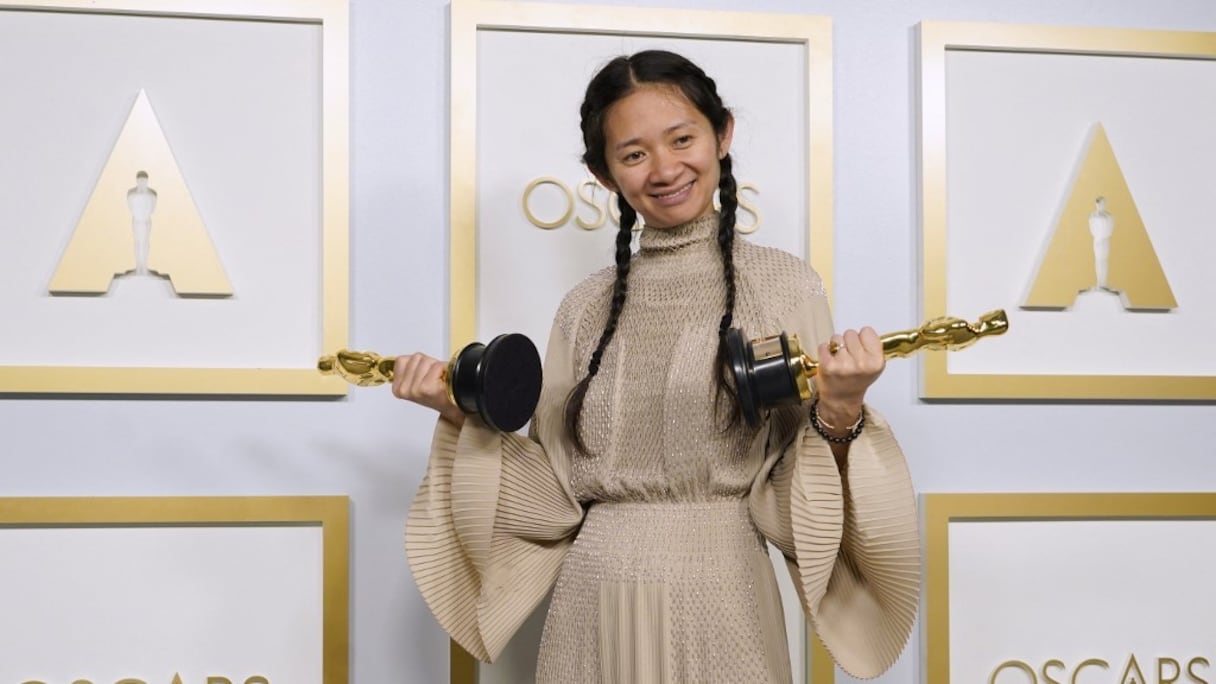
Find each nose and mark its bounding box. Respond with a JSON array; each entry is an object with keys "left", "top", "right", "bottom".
[{"left": 647, "top": 148, "right": 681, "bottom": 185}]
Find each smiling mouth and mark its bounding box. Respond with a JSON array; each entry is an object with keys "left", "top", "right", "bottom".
[{"left": 652, "top": 181, "right": 693, "bottom": 200}]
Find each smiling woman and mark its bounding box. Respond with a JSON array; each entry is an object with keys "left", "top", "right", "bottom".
[
  {"left": 593, "top": 82, "right": 733, "bottom": 230},
  {"left": 395, "top": 49, "right": 920, "bottom": 684}
]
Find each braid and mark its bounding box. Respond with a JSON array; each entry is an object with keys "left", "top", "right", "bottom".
[
  {"left": 716, "top": 154, "right": 738, "bottom": 336},
  {"left": 564, "top": 195, "right": 637, "bottom": 452},
  {"left": 714, "top": 154, "right": 741, "bottom": 423}
]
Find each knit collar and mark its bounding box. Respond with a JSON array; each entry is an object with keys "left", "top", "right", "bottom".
[{"left": 637, "top": 213, "right": 719, "bottom": 253}]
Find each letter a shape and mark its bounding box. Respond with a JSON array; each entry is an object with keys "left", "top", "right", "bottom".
[
  {"left": 49, "top": 90, "right": 233, "bottom": 296},
  {"left": 1022, "top": 123, "right": 1175, "bottom": 311}
]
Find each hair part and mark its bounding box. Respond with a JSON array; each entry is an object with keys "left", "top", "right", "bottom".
[{"left": 566, "top": 50, "right": 741, "bottom": 452}]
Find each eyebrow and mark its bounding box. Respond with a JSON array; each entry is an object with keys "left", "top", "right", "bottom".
[{"left": 613, "top": 120, "right": 696, "bottom": 152}]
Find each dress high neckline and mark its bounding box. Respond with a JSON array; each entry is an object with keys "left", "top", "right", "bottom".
[{"left": 637, "top": 213, "right": 719, "bottom": 253}]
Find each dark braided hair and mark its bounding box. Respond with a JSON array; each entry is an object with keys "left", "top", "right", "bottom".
[
  {"left": 565, "top": 50, "right": 741, "bottom": 450},
  {"left": 713, "top": 153, "right": 741, "bottom": 420}
]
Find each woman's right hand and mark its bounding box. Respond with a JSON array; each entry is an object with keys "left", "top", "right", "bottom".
[{"left": 391, "top": 353, "right": 465, "bottom": 427}]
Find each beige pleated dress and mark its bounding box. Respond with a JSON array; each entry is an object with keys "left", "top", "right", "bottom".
[{"left": 406, "top": 214, "right": 919, "bottom": 682}]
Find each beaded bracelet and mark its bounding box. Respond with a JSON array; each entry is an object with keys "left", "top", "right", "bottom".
[{"left": 809, "top": 398, "right": 865, "bottom": 444}]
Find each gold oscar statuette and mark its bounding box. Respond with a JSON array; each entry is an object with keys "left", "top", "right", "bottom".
[
  {"left": 317, "top": 349, "right": 399, "bottom": 387},
  {"left": 318, "top": 333, "right": 543, "bottom": 432},
  {"left": 726, "top": 310, "right": 1009, "bottom": 425}
]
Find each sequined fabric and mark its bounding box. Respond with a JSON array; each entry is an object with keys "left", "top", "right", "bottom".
[
  {"left": 404, "top": 213, "right": 920, "bottom": 683},
  {"left": 538, "top": 499, "right": 791, "bottom": 682},
  {"left": 541, "top": 215, "right": 816, "bottom": 682}
]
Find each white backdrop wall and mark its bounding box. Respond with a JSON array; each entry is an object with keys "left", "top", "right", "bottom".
[{"left": 2, "top": 1, "right": 1215, "bottom": 683}]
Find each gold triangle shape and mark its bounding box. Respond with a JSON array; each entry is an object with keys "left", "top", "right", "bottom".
[
  {"left": 49, "top": 90, "right": 233, "bottom": 296},
  {"left": 1022, "top": 123, "right": 1175, "bottom": 311}
]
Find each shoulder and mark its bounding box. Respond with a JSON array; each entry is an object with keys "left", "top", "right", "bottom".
[{"left": 734, "top": 238, "right": 826, "bottom": 304}]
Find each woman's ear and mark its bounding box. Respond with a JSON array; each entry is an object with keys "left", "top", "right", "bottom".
[
  {"left": 718, "top": 113, "right": 735, "bottom": 160},
  {"left": 591, "top": 168, "right": 618, "bottom": 193}
]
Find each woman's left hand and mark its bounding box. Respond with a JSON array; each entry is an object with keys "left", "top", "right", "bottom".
[{"left": 813, "top": 327, "right": 885, "bottom": 427}]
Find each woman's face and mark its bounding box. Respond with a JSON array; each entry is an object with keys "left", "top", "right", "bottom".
[{"left": 596, "top": 84, "right": 733, "bottom": 229}]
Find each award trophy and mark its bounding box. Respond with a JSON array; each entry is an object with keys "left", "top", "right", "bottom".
[
  {"left": 318, "top": 333, "right": 543, "bottom": 432},
  {"left": 725, "top": 310, "right": 1009, "bottom": 426}
]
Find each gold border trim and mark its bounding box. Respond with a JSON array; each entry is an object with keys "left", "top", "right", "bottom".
[
  {"left": 923, "top": 492, "right": 1216, "bottom": 683},
  {"left": 918, "top": 21, "right": 1216, "bottom": 400},
  {"left": 449, "top": 4, "right": 836, "bottom": 681},
  {"left": 0, "top": 495, "right": 350, "bottom": 682},
  {"left": 0, "top": 0, "right": 350, "bottom": 396}
]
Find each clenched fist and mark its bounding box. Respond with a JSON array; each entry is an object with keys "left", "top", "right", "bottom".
[
  {"left": 813, "top": 327, "right": 885, "bottom": 432},
  {"left": 391, "top": 353, "right": 465, "bottom": 427}
]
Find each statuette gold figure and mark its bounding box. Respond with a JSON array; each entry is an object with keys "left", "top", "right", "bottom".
[
  {"left": 319, "top": 333, "right": 542, "bottom": 432},
  {"left": 726, "top": 310, "right": 1009, "bottom": 425}
]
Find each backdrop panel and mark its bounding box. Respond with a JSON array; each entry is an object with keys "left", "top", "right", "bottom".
[
  {"left": 0, "top": 0, "right": 350, "bottom": 396},
  {"left": 923, "top": 493, "right": 1216, "bottom": 684},
  {"left": 0, "top": 496, "right": 349, "bottom": 684},
  {"left": 919, "top": 22, "right": 1216, "bottom": 399}
]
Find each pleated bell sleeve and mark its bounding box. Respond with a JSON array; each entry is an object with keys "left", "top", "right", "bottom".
[
  {"left": 749, "top": 290, "right": 920, "bottom": 680},
  {"left": 405, "top": 321, "right": 585, "bottom": 662}
]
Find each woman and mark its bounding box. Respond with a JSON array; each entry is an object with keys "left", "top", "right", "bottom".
[{"left": 394, "top": 50, "right": 918, "bottom": 683}]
